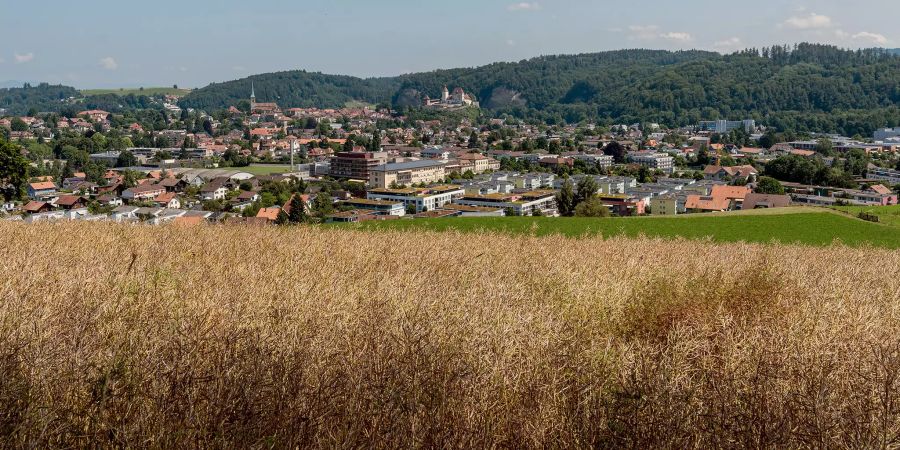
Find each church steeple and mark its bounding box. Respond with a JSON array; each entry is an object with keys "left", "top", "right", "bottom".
[{"left": 250, "top": 82, "right": 256, "bottom": 106}]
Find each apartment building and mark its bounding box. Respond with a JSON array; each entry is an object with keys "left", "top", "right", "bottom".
[
  {"left": 366, "top": 185, "right": 465, "bottom": 213},
  {"left": 369, "top": 160, "right": 446, "bottom": 188},
  {"left": 454, "top": 190, "right": 557, "bottom": 216},
  {"left": 628, "top": 151, "right": 674, "bottom": 174},
  {"left": 330, "top": 151, "right": 388, "bottom": 181},
  {"left": 868, "top": 166, "right": 900, "bottom": 185}
]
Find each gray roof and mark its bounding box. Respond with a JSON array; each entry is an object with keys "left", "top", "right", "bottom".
[{"left": 373, "top": 160, "right": 445, "bottom": 172}]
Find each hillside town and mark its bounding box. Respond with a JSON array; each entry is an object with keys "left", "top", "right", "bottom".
[{"left": 2, "top": 88, "right": 899, "bottom": 225}]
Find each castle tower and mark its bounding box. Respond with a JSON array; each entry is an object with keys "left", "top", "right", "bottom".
[{"left": 441, "top": 85, "right": 449, "bottom": 102}]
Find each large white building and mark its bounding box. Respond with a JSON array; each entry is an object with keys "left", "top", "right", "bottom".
[
  {"left": 874, "top": 127, "right": 900, "bottom": 141},
  {"left": 869, "top": 167, "right": 900, "bottom": 185},
  {"left": 698, "top": 119, "right": 756, "bottom": 134},
  {"left": 627, "top": 152, "right": 674, "bottom": 174},
  {"left": 366, "top": 185, "right": 465, "bottom": 213}
]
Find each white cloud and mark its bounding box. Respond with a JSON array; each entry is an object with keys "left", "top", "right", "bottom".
[
  {"left": 713, "top": 37, "right": 743, "bottom": 51},
  {"left": 507, "top": 2, "right": 541, "bottom": 11},
  {"left": 782, "top": 13, "right": 833, "bottom": 30},
  {"left": 852, "top": 31, "right": 888, "bottom": 46},
  {"left": 99, "top": 57, "right": 118, "bottom": 70},
  {"left": 14, "top": 52, "right": 34, "bottom": 63},
  {"left": 660, "top": 32, "right": 693, "bottom": 43},
  {"left": 628, "top": 26, "right": 692, "bottom": 43},
  {"left": 628, "top": 25, "right": 660, "bottom": 40}
]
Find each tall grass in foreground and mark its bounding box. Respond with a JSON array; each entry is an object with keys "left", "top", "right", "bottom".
[{"left": 1, "top": 222, "right": 899, "bottom": 448}]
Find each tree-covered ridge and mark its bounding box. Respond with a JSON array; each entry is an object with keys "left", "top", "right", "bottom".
[
  {"left": 0, "top": 83, "right": 165, "bottom": 116},
  {"left": 175, "top": 44, "right": 900, "bottom": 134},
  {"left": 0, "top": 83, "right": 80, "bottom": 115},
  {"left": 178, "top": 71, "right": 401, "bottom": 111}
]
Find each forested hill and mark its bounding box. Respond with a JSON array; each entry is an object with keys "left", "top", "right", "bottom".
[{"left": 177, "top": 44, "right": 900, "bottom": 134}]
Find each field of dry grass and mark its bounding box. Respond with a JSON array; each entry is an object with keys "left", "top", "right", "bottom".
[{"left": 2, "top": 222, "right": 900, "bottom": 448}]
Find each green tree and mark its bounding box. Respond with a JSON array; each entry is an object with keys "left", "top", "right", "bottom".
[
  {"left": 275, "top": 209, "right": 289, "bottom": 225},
  {"left": 574, "top": 176, "right": 599, "bottom": 205},
  {"left": 815, "top": 138, "right": 834, "bottom": 156},
  {"left": 468, "top": 130, "right": 481, "bottom": 149},
  {"left": 312, "top": 192, "right": 334, "bottom": 217},
  {"left": 603, "top": 142, "right": 627, "bottom": 163},
  {"left": 756, "top": 176, "right": 785, "bottom": 195},
  {"left": 10, "top": 118, "right": 28, "bottom": 132},
  {"left": 122, "top": 170, "right": 139, "bottom": 188},
  {"left": 83, "top": 162, "right": 107, "bottom": 185},
  {"left": 0, "top": 139, "right": 30, "bottom": 200},
  {"left": 288, "top": 194, "right": 308, "bottom": 224},
  {"left": 556, "top": 179, "right": 576, "bottom": 217},
  {"left": 574, "top": 197, "right": 611, "bottom": 217},
  {"left": 116, "top": 150, "right": 138, "bottom": 168}
]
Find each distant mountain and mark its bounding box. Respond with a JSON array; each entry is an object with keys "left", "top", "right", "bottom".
[{"left": 178, "top": 44, "right": 900, "bottom": 135}]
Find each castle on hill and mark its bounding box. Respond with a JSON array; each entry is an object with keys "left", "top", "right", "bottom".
[{"left": 424, "top": 86, "right": 479, "bottom": 108}]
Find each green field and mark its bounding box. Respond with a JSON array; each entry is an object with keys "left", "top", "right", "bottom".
[
  {"left": 341, "top": 208, "right": 900, "bottom": 248},
  {"left": 81, "top": 87, "right": 191, "bottom": 97},
  {"left": 831, "top": 204, "right": 900, "bottom": 228},
  {"left": 242, "top": 164, "right": 293, "bottom": 176}
]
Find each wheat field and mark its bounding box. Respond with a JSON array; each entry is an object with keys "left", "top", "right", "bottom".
[{"left": 1, "top": 222, "right": 899, "bottom": 448}]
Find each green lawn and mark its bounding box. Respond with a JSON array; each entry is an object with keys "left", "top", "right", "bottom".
[
  {"left": 242, "top": 164, "right": 293, "bottom": 176},
  {"left": 831, "top": 204, "right": 900, "bottom": 228},
  {"left": 81, "top": 87, "right": 191, "bottom": 97},
  {"left": 339, "top": 209, "right": 900, "bottom": 248}
]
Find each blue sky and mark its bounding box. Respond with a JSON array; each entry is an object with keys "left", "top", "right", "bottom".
[{"left": 1, "top": 0, "right": 898, "bottom": 88}]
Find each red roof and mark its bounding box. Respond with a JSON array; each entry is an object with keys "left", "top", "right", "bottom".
[
  {"left": 29, "top": 181, "right": 56, "bottom": 190},
  {"left": 256, "top": 207, "right": 281, "bottom": 221},
  {"left": 23, "top": 201, "right": 49, "bottom": 212}
]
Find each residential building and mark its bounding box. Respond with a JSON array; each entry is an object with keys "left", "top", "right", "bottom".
[
  {"left": 596, "top": 194, "right": 646, "bottom": 216},
  {"left": 651, "top": 194, "right": 678, "bottom": 215},
  {"left": 628, "top": 151, "right": 674, "bottom": 174},
  {"left": 27, "top": 181, "right": 57, "bottom": 200},
  {"left": 122, "top": 184, "right": 166, "bottom": 202},
  {"left": 455, "top": 154, "right": 501, "bottom": 173},
  {"left": 330, "top": 151, "right": 388, "bottom": 181},
  {"left": 200, "top": 184, "right": 228, "bottom": 201},
  {"left": 875, "top": 127, "right": 900, "bottom": 141},
  {"left": 369, "top": 160, "right": 446, "bottom": 189},
  {"left": 341, "top": 198, "right": 407, "bottom": 216},
  {"left": 742, "top": 193, "right": 792, "bottom": 209},
  {"left": 437, "top": 203, "right": 505, "bottom": 217},
  {"left": 703, "top": 165, "right": 759, "bottom": 182},
  {"left": 454, "top": 191, "right": 557, "bottom": 216},
  {"left": 55, "top": 195, "right": 87, "bottom": 210},
  {"left": 868, "top": 166, "right": 900, "bottom": 185},
  {"left": 698, "top": 119, "right": 755, "bottom": 133},
  {"left": 367, "top": 185, "right": 465, "bottom": 213}
]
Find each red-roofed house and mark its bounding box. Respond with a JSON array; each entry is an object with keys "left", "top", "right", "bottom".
[{"left": 27, "top": 181, "right": 57, "bottom": 199}]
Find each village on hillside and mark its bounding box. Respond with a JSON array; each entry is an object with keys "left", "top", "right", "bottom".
[{"left": 2, "top": 88, "right": 899, "bottom": 226}]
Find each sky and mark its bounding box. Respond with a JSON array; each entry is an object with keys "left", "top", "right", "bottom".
[{"left": 1, "top": 0, "right": 898, "bottom": 89}]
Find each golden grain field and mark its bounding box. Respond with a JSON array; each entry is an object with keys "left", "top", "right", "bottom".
[{"left": 1, "top": 222, "right": 899, "bottom": 448}]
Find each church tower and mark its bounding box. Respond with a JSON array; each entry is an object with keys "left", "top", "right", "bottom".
[{"left": 250, "top": 82, "right": 257, "bottom": 108}]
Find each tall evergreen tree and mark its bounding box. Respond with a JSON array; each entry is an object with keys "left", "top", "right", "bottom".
[{"left": 288, "top": 194, "right": 308, "bottom": 224}]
